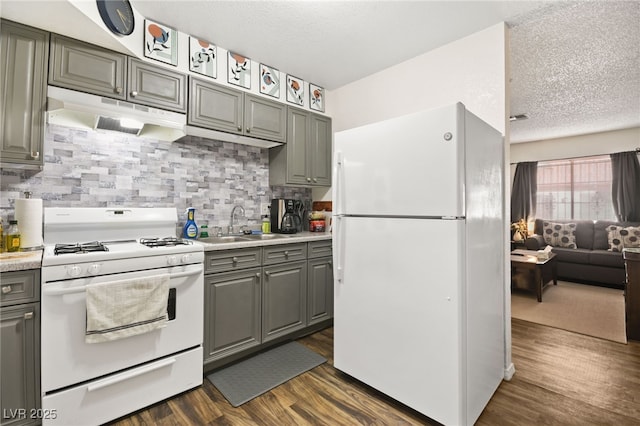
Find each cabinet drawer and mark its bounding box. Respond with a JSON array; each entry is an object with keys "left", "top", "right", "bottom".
[
  {"left": 263, "top": 243, "right": 307, "bottom": 265},
  {"left": 205, "top": 248, "right": 261, "bottom": 274},
  {"left": 308, "top": 240, "right": 332, "bottom": 259},
  {"left": 0, "top": 269, "right": 40, "bottom": 307}
]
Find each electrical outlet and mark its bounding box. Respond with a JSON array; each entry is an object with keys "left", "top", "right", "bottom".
[{"left": 260, "top": 203, "right": 270, "bottom": 216}]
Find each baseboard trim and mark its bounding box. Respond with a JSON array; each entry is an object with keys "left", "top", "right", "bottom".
[{"left": 504, "top": 363, "right": 516, "bottom": 381}]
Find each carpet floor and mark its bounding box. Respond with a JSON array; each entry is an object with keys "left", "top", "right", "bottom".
[{"left": 511, "top": 280, "right": 627, "bottom": 344}]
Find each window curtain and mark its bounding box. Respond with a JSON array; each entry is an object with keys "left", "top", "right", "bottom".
[
  {"left": 611, "top": 151, "right": 640, "bottom": 222},
  {"left": 511, "top": 161, "right": 537, "bottom": 223}
]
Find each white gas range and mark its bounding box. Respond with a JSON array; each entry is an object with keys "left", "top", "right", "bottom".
[{"left": 40, "top": 208, "right": 204, "bottom": 426}]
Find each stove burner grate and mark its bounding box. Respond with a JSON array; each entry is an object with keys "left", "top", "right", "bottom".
[
  {"left": 54, "top": 241, "right": 109, "bottom": 255},
  {"left": 140, "top": 237, "right": 192, "bottom": 248}
]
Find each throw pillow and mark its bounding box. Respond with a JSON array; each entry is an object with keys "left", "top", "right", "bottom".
[
  {"left": 607, "top": 225, "right": 640, "bottom": 251},
  {"left": 542, "top": 221, "right": 577, "bottom": 248}
]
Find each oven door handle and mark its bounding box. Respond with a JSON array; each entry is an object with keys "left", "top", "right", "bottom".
[
  {"left": 42, "top": 268, "right": 203, "bottom": 295},
  {"left": 86, "top": 357, "right": 177, "bottom": 392}
]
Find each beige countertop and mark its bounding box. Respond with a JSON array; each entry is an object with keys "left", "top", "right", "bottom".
[
  {"left": 0, "top": 250, "right": 43, "bottom": 273},
  {"left": 195, "top": 231, "right": 332, "bottom": 251}
]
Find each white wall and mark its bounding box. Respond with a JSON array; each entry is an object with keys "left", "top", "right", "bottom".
[
  {"left": 510, "top": 127, "right": 640, "bottom": 164},
  {"left": 313, "top": 22, "right": 509, "bottom": 202}
]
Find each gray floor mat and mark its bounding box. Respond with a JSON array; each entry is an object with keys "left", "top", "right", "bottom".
[{"left": 206, "top": 341, "right": 327, "bottom": 407}]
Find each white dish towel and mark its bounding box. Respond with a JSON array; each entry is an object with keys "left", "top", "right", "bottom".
[{"left": 85, "top": 274, "right": 170, "bottom": 344}]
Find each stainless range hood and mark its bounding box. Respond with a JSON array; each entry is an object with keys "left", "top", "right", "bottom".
[{"left": 47, "top": 86, "right": 187, "bottom": 142}]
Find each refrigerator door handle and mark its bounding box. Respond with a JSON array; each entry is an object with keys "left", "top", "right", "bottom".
[
  {"left": 334, "top": 215, "right": 344, "bottom": 283},
  {"left": 335, "top": 151, "right": 344, "bottom": 215}
]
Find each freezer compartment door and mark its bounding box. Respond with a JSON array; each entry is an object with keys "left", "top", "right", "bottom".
[
  {"left": 333, "top": 103, "right": 465, "bottom": 217},
  {"left": 333, "top": 217, "right": 466, "bottom": 425}
]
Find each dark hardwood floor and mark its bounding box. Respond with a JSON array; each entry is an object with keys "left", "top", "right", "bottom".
[{"left": 108, "top": 320, "right": 640, "bottom": 425}]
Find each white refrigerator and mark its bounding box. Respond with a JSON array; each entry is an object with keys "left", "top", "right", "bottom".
[{"left": 332, "top": 103, "right": 505, "bottom": 426}]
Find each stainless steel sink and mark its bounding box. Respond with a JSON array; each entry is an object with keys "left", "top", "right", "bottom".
[
  {"left": 198, "top": 233, "right": 294, "bottom": 244},
  {"left": 198, "top": 236, "right": 249, "bottom": 244},
  {"left": 240, "top": 233, "right": 294, "bottom": 240}
]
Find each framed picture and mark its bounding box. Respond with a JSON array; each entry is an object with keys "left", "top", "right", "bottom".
[
  {"left": 228, "top": 51, "right": 251, "bottom": 89},
  {"left": 189, "top": 37, "right": 216, "bottom": 78},
  {"left": 309, "top": 83, "right": 324, "bottom": 112},
  {"left": 286, "top": 74, "right": 304, "bottom": 106},
  {"left": 259, "top": 64, "right": 280, "bottom": 98},
  {"left": 144, "top": 19, "right": 178, "bottom": 66}
]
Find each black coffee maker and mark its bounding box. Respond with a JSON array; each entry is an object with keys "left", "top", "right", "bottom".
[{"left": 271, "top": 199, "right": 301, "bottom": 233}]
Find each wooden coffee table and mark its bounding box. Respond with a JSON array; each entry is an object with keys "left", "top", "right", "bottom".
[{"left": 511, "top": 249, "right": 558, "bottom": 302}]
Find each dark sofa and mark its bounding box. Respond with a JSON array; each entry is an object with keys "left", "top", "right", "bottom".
[{"left": 525, "top": 219, "right": 640, "bottom": 287}]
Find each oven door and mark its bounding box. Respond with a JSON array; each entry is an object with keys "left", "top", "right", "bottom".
[{"left": 41, "top": 263, "right": 203, "bottom": 393}]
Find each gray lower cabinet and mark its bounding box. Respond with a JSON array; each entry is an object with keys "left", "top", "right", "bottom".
[
  {"left": 0, "top": 20, "right": 49, "bottom": 169},
  {"left": 269, "top": 107, "right": 332, "bottom": 186},
  {"left": 204, "top": 240, "right": 333, "bottom": 368},
  {"left": 307, "top": 240, "right": 333, "bottom": 325},
  {"left": 49, "top": 35, "right": 186, "bottom": 112},
  {"left": 49, "top": 33, "right": 126, "bottom": 99},
  {"left": 262, "top": 260, "right": 307, "bottom": 342},
  {"left": 204, "top": 267, "right": 262, "bottom": 362},
  {"left": 188, "top": 77, "right": 286, "bottom": 142},
  {"left": 0, "top": 270, "right": 41, "bottom": 426}
]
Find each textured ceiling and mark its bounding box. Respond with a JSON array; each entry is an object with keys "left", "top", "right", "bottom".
[
  {"left": 508, "top": 1, "right": 640, "bottom": 142},
  {"left": 1, "top": 1, "right": 638, "bottom": 144}
]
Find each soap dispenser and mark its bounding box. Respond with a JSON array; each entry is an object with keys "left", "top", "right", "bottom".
[{"left": 183, "top": 208, "right": 198, "bottom": 239}]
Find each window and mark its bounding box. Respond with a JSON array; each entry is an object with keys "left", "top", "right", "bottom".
[{"left": 536, "top": 155, "right": 615, "bottom": 220}]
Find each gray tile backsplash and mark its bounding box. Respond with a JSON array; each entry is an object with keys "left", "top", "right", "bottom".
[{"left": 0, "top": 124, "right": 310, "bottom": 235}]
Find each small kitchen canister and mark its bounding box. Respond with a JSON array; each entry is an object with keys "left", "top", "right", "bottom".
[{"left": 308, "top": 211, "right": 326, "bottom": 232}]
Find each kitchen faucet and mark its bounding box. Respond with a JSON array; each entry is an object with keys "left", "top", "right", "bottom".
[{"left": 228, "top": 205, "right": 245, "bottom": 234}]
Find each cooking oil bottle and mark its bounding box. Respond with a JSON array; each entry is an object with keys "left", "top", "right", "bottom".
[
  {"left": 0, "top": 218, "right": 4, "bottom": 253},
  {"left": 5, "top": 220, "right": 20, "bottom": 252}
]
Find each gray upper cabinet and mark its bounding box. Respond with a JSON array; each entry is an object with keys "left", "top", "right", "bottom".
[
  {"left": 127, "top": 58, "right": 186, "bottom": 112},
  {"left": 189, "top": 77, "right": 286, "bottom": 142},
  {"left": 189, "top": 77, "right": 242, "bottom": 134},
  {"left": 49, "top": 36, "right": 186, "bottom": 112},
  {"left": 244, "top": 94, "right": 286, "bottom": 142},
  {"left": 269, "top": 107, "right": 332, "bottom": 186},
  {"left": 0, "top": 20, "right": 49, "bottom": 169},
  {"left": 309, "top": 114, "right": 332, "bottom": 186},
  {"left": 49, "top": 33, "right": 126, "bottom": 99}
]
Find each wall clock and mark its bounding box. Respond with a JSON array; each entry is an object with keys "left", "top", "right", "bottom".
[{"left": 97, "top": 0, "right": 135, "bottom": 36}]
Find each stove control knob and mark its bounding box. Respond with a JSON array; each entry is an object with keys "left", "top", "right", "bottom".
[
  {"left": 167, "top": 256, "right": 179, "bottom": 265},
  {"left": 181, "top": 254, "right": 192, "bottom": 264},
  {"left": 68, "top": 265, "right": 82, "bottom": 278},
  {"left": 88, "top": 264, "right": 101, "bottom": 275}
]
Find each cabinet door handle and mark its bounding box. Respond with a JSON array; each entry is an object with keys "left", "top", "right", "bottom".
[
  {"left": 284, "top": 251, "right": 289, "bottom": 257},
  {"left": 24, "top": 312, "right": 34, "bottom": 320},
  {"left": 115, "top": 87, "right": 123, "bottom": 94},
  {"left": 232, "top": 256, "right": 239, "bottom": 263},
  {"left": 2, "top": 285, "right": 12, "bottom": 294},
  {"left": 306, "top": 177, "right": 312, "bottom": 182},
  {"left": 237, "top": 126, "right": 242, "bottom": 131},
  {"left": 313, "top": 178, "right": 318, "bottom": 183},
  {"left": 31, "top": 151, "right": 40, "bottom": 159},
  {"left": 130, "top": 91, "right": 138, "bottom": 97},
  {"left": 255, "top": 273, "right": 260, "bottom": 278},
  {"left": 265, "top": 271, "right": 270, "bottom": 277},
  {"left": 328, "top": 261, "right": 333, "bottom": 267},
  {"left": 246, "top": 127, "right": 251, "bottom": 133}
]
